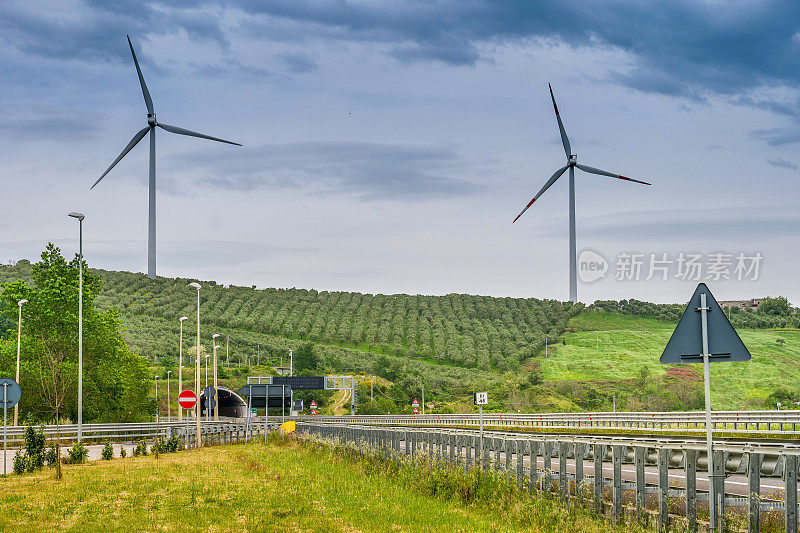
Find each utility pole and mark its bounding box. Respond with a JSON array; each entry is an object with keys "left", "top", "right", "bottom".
[
  {"left": 14, "top": 299, "right": 27, "bottom": 426},
  {"left": 545, "top": 335, "right": 548, "bottom": 357},
  {"left": 422, "top": 385, "right": 425, "bottom": 416},
  {"left": 68, "top": 212, "right": 85, "bottom": 442},
  {"left": 178, "top": 316, "right": 187, "bottom": 422},
  {"left": 189, "top": 282, "right": 201, "bottom": 448},
  {"left": 226, "top": 335, "right": 229, "bottom": 367}
]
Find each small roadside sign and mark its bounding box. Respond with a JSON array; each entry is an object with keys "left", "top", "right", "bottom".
[
  {"left": 203, "top": 386, "right": 217, "bottom": 398},
  {"left": 413, "top": 406, "right": 420, "bottom": 414},
  {"left": 411, "top": 398, "right": 419, "bottom": 408},
  {"left": 474, "top": 392, "right": 488, "bottom": 405},
  {"left": 178, "top": 389, "right": 197, "bottom": 409},
  {"left": 310, "top": 400, "right": 317, "bottom": 409},
  {"left": 310, "top": 409, "right": 317, "bottom": 416}
]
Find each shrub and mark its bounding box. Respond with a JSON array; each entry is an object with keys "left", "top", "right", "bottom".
[
  {"left": 101, "top": 441, "right": 114, "bottom": 460},
  {"left": 22, "top": 423, "right": 46, "bottom": 471},
  {"left": 165, "top": 435, "right": 181, "bottom": 453},
  {"left": 120, "top": 447, "right": 127, "bottom": 458},
  {"left": 45, "top": 446, "right": 58, "bottom": 466},
  {"left": 133, "top": 440, "right": 148, "bottom": 456},
  {"left": 68, "top": 442, "right": 88, "bottom": 464},
  {"left": 12, "top": 451, "right": 26, "bottom": 475}
]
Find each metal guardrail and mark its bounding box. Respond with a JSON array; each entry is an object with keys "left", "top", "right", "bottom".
[
  {"left": 1, "top": 418, "right": 251, "bottom": 446},
  {"left": 298, "top": 422, "right": 800, "bottom": 532},
  {"left": 300, "top": 410, "right": 800, "bottom": 433}
]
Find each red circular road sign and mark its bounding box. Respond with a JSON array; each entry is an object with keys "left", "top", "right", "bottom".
[
  {"left": 310, "top": 400, "right": 317, "bottom": 409},
  {"left": 310, "top": 409, "right": 317, "bottom": 416},
  {"left": 411, "top": 398, "right": 419, "bottom": 407},
  {"left": 178, "top": 389, "right": 197, "bottom": 409}
]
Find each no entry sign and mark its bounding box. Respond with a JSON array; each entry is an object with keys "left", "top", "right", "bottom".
[{"left": 178, "top": 389, "right": 197, "bottom": 409}]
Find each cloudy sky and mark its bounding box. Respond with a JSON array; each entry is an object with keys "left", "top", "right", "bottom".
[{"left": 1, "top": 1, "right": 799, "bottom": 304}]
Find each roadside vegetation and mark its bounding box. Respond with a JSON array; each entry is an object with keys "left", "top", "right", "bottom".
[{"left": 0, "top": 436, "right": 649, "bottom": 532}]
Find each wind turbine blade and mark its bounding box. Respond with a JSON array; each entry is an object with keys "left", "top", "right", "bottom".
[
  {"left": 575, "top": 163, "right": 651, "bottom": 185},
  {"left": 90, "top": 126, "right": 150, "bottom": 189},
  {"left": 127, "top": 35, "right": 154, "bottom": 114},
  {"left": 513, "top": 165, "right": 569, "bottom": 223},
  {"left": 157, "top": 123, "right": 242, "bottom": 146},
  {"left": 549, "top": 83, "right": 571, "bottom": 158}
]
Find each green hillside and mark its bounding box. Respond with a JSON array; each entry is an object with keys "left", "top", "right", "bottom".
[
  {"left": 1, "top": 254, "right": 798, "bottom": 415},
  {"left": 545, "top": 311, "right": 800, "bottom": 411}
]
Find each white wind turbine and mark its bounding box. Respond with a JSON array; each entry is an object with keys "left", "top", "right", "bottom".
[
  {"left": 91, "top": 35, "right": 242, "bottom": 279},
  {"left": 513, "top": 84, "right": 651, "bottom": 303}
]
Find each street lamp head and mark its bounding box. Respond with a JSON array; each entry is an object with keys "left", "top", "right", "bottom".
[
  {"left": 214, "top": 345, "right": 221, "bottom": 350},
  {"left": 212, "top": 333, "right": 220, "bottom": 339},
  {"left": 68, "top": 212, "right": 85, "bottom": 221},
  {"left": 179, "top": 316, "right": 188, "bottom": 322},
  {"left": 205, "top": 354, "right": 211, "bottom": 359},
  {"left": 167, "top": 370, "right": 171, "bottom": 375},
  {"left": 188, "top": 282, "right": 201, "bottom": 290},
  {"left": 18, "top": 299, "right": 28, "bottom": 306}
]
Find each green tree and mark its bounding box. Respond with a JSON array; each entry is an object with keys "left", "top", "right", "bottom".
[
  {"left": 758, "top": 297, "right": 791, "bottom": 316},
  {"left": 293, "top": 342, "right": 320, "bottom": 374},
  {"left": 0, "top": 244, "right": 152, "bottom": 423}
]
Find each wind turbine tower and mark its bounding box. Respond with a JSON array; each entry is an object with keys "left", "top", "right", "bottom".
[
  {"left": 91, "top": 35, "right": 242, "bottom": 279},
  {"left": 513, "top": 84, "right": 651, "bottom": 303}
]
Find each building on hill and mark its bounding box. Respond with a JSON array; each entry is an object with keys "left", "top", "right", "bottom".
[{"left": 718, "top": 298, "right": 763, "bottom": 309}]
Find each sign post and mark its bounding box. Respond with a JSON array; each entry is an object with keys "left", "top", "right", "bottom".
[
  {"left": 474, "top": 392, "right": 488, "bottom": 462},
  {"left": 0, "top": 379, "right": 21, "bottom": 476},
  {"left": 660, "top": 283, "right": 751, "bottom": 531},
  {"left": 178, "top": 389, "right": 197, "bottom": 448}
]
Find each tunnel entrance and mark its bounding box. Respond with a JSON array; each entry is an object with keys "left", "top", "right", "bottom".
[{"left": 200, "top": 386, "right": 248, "bottom": 418}]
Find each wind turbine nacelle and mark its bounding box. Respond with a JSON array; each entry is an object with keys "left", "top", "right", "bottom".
[
  {"left": 147, "top": 114, "right": 157, "bottom": 126},
  {"left": 568, "top": 154, "right": 577, "bottom": 164}
]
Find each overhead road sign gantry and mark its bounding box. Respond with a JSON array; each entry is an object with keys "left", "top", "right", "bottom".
[{"left": 660, "top": 282, "right": 751, "bottom": 531}]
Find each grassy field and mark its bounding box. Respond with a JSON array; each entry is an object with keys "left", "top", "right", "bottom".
[
  {"left": 543, "top": 311, "right": 800, "bottom": 410},
  {"left": 0, "top": 439, "right": 650, "bottom": 532}
]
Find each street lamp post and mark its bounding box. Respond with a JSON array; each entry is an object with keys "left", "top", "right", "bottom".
[
  {"left": 154, "top": 375, "right": 159, "bottom": 423},
  {"left": 212, "top": 334, "right": 220, "bottom": 421},
  {"left": 14, "top": 299, "right": 27, "bottom": 426},
  {"left": 178, "top": 316, "right": 188, "bottom": 421},
  {"left": 68, "top": 211, "right": 85, "bottom": 442},
  {"left": 166, "top": 370, "right": 171, "bottom": 421},
  {"left": 189, "top": 282, "right": 201, "bottom": 447},
  {"left": 213, "top": 345, "right": 221, "bottom": 420},
  {"left": 204, "top": 354, "right": 211, "bottom": 421},
  {"left": 212, "top": 335, "right": 221, "bottom": 421}
]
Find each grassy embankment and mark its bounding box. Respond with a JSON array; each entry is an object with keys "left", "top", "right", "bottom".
[
  {"left": 543, "top": 311, "right": 800, "bottom": 410},
  {"left": 0, "top": 438, "right": 649, "bottom": 532}
]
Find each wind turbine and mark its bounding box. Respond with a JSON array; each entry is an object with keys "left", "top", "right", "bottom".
[
  {"left": 513, "top": 84, "right": 650, "bottom": 303},
  {"left": 91, "top": 35, "right": 241, "bottom": 279}
]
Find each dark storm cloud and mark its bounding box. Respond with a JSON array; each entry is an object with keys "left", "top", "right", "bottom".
[
  {"left": 4, "top": 1, "right": 800, "bottom": 113},
  {"left": 167, "top": 141, "right": 486, "bottom": 201}
]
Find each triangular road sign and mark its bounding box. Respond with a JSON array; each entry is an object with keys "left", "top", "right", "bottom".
[{"left": 660, "top": 283, "right": 751, "bottom": 364}]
